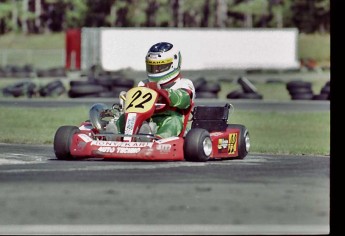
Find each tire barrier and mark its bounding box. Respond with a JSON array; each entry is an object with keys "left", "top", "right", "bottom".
[
  {"left": 226, "top": 76, "right": 263, "bottom": 100},
  {"left": 39, "top": 80, "right": 66, "bottom": 97},
  {"left": 2, "top": 80, "right": 66, "bottom": 98},
  {"left": 286, "top": 80, "right": 314, "bottom": 100},
  {"left": 68, "top": 76, "right": 136, "bottom": 98},
  {"left": 193, "top": 77, "right": 221, "bottom": 99},
  {"left": 286, "top": 80, "right": 330, "bottom": 101},
  {"left": 36, "top": 67, "right": 67, "bottom": 78},
  {"left": 2, "top": 81, "right": 37, "bottom": 98},
  {"left": 312, "top": 80, "right": 330, "bottom": 101},
  {"left": 0, "top": 64, "right": 35, "bottom": 78}
]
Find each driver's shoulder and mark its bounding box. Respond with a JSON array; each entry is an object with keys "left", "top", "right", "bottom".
[{"left": 175, "top": 78, "right": 195, "bottom": 90}]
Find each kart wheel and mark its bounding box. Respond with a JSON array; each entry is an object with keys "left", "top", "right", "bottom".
[
  {"left": 228, "top": 124, "right": 250, "bottom": 159},
  {"left": 54, "top": 126, "right": 80, "bottom": 160},
  {"left": 184, "top": 128, "right": 212, "bottom": 162}
]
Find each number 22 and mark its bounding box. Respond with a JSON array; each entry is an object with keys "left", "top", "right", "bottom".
[{"left": 126, "top": 90, "right": 153, "bottom": 110}]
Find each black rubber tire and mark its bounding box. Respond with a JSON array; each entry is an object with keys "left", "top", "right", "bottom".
[
  {"left": 109, "top": 77, "right": 135, "bottom": 88},
  {"left": 226, "top": 90, "right": 242, "bottom": 99},
  {"left": 320, "top": 85, "right": 330, "bottom": 94},
  {"left": 287, "top": 87, "right": 313, "bottom": 95},
  {"left": 291, "top": 93, "right": 313, "bottom": 100},
  {"left": 196, "top": 82, "right": 221, "bottom": 93},
  {"left": 39, "top": 80, "right": 66, "bottom": 97},
  {"left": 227, "top": 124, "right": 249, "bottom": 159},
  {"left": 184, "top": 128, "right": 211, "bottom": 162},
  {"left": 286, "top": 80, "right": 312, "bottom": 90},
  {"left": 192, "top": 77, "right": 207, "bottom": 91},
  {"left": 2, "top": 81, "right": 36, "bottom": 98},
  {"left": 69, "top": 80, "right": 98, "bottom": 87},
  {"left": 68, "top": 84, "right": 107, "bottom": 97},
  {"left": 312, "top": 94, "right": 329, "bottom": 100},
  {"left": 54, "top": 126, "right": 80, "bottom": 160},
  {"left": 237, "top": 77, "right": 257, "bottom": 93}
]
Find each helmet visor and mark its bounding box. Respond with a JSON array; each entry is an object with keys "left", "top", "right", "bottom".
[{"left": 146, "top": 63, "right": 172, "bottom": 74}]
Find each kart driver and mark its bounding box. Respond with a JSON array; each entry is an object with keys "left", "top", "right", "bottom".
[{"left": 115, "top": 42, "right": 195, "bottom": 139}]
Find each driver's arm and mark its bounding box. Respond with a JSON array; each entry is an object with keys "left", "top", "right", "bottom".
[{"left": 165, "top": 88, "right": 192, "bottom": 109}]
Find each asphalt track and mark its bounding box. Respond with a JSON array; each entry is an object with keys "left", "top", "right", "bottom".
[
  {"left": 0, "top": 143, "right": 330, "bottom": 235},
  {"left": 0, "top": 98, "right": 330, "bottom": 235}
]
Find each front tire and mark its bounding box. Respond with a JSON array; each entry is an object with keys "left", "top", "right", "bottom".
[
  {"left": 184, "top": 128, "right": 212, "bottom": 162},
  {"left": 54, "top": 126, "right": 80, "bottom": 160}
]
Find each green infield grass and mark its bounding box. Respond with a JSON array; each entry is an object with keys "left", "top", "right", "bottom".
[{"left": 0, "top": 106, "right": 330, "bottom": 156}]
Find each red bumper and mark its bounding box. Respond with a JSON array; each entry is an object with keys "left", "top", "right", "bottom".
[{"left": 70, "top": 133, "right": 185, "bottom": 161}]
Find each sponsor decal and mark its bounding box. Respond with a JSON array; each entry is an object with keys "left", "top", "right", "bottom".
[
  {"left": 97, "top": 146, "right": 141, "bottom": 154},
  {"left": 146, "top": 58, "right": 173, "bottom": 65},
  {"left": 156, "top": 144, "right": 171, "bottom": 152},
  {"left": 98, "top": 147, "right": 116, "bottom": 153},
  {"left": 116, "top": 147, "right": 141, "bottom": 154},
  {"left": 228, "top": 133, "right": 238, "bottom": 154},
  {"left": 91, "top": 141, "right": 153, "bottom": 148},
  {"left": 124, "top": 113, "right": 136, "bottom": 135},
  {"left": 217, "top": 139, "right": 228, "bottom": 149}
]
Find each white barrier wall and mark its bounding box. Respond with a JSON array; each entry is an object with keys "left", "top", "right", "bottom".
[{"left": 99, "top": 28, "right": 299, "bottom": 71}]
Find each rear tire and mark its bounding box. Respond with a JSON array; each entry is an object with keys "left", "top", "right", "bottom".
[
  {"left": 184, "top": 128, "right": 212, "bottom": 162},
  {"left": 54, "top": 126, "right": 80, "bottom": 160}
]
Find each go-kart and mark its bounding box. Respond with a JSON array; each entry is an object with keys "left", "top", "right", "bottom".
[{"left": 54, "top": 84, "right": 250, "bottom": 162}]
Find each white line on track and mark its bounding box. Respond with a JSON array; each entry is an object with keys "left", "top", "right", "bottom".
[{"left": 0, "top": 153, "right": 47, "bottom": 165}]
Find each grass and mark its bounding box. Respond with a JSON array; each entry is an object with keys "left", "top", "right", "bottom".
[
  {"left": 0, "top": 107, "right": 330, "bottom": 156},
  {"left": 230, "top": 111, "right": 330, "bottom": 155}
]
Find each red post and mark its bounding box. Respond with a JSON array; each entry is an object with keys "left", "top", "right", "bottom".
[{"left": 65, "top": 29, "right": 81, "bottom": 70}]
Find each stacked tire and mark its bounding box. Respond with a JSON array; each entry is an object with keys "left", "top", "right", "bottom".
[
  {"left": 286, "top": 80, "right": 314, "bottom": 100},
  {"left": 193, "top": 77, "right": 221, "bottom": 99},
  {"left": 68, "top": 76, "right": 135, "bottom": 98},
  {"left": 226, "top": 77, "right": 263, "bottom": 100}
]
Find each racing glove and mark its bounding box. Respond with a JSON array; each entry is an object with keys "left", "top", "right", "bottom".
[
  {"left": 144, "top": 82, "right": 171, "bottom": 106},
  {"left": 165, "top": 88, "right": 191, "bottom": 109}
]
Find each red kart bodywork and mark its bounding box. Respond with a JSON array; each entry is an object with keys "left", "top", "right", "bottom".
[{"left": 68, "top": 121, "right": 244, "bottom": 161}]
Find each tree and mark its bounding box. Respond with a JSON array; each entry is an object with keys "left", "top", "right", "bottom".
[
  {"left": 64, "top": 0, "right": 88, "bottom": 29},
  {"left": 291, "top": 0, "right": 330, "bottom": 33},
  {"left": 0, "top": 0, "right": 331, "bottom": 35}
]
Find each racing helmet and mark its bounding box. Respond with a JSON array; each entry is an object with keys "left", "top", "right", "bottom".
[{"left": 145, "top": 42, "right": 181, "bottom": 85}]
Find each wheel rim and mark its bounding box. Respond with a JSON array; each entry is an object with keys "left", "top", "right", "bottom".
[
  {"left": 245, "top": 132, "right": 250, "bottom": 152},
  {"left": 202, "top": 137, "right": 212, "bottom": 156}
]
